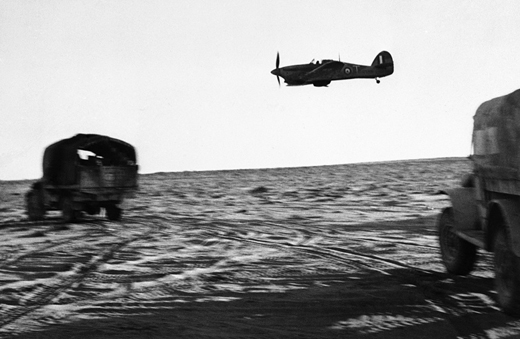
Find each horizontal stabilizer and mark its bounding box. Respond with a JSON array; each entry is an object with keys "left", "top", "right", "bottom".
[{"left": 375, "top": 62, "right": 392, "bottom": 69}]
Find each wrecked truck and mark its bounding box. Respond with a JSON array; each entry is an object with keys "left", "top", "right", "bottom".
[
  {"left": 438, "top": 89, "right": 520, "bottom": 314},
  {"left": 26, "top": 134, "right": 138, "bottom": 222}
]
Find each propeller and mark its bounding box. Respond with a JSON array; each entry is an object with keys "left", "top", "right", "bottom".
[{"left": 275, "top": 52, "right": 280, "bottom": 86}]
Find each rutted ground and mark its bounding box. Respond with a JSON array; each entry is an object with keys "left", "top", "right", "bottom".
[{"left": 1, "top": 158, "right": 520, "bottom": 338}]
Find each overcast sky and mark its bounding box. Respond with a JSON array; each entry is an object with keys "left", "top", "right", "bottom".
[{"left": 1, "top": 0, "right": 520, "bottom": 180}]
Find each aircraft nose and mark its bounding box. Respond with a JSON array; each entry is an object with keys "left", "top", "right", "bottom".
[{"left": 271, "top": 69, "right": 280, "bottom": 76}]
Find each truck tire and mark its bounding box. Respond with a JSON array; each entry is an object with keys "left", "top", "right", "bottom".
[
  {"left": 26, "top": 190, "right": 45, "bottom": 221},
  {"left": 438, "top": 207, "right": 477, "bottom": 275},
  {"left": 493, "top": 227, "right": 520, "bottom": 315},
  {"left": 85, "top": 204, "right": 101, "bottom": 216},
  {"left": 61, "top": 196, "right": 78, "bottom": 222},
  {"left": 106, "top": 205, "right": 122, "bottom": 221}
]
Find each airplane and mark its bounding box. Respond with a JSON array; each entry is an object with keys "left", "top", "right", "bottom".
[{"left": 271, "top": 51, "right": 393, "bottom": 87}]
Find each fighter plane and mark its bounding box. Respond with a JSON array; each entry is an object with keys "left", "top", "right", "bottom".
[{"left": 271, "top": 51, "right": 393, "bottom": 87}]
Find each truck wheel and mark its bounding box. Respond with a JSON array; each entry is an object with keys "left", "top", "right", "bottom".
[
  {"left": 26, "top": 190, "right": 45, "bottom": 221},
  {"left": 438, "top": 207, "right": 477, "bottom": 275},
  {"left": 106, "top": 205, "right": 122, "bottom": 221},
  {"left": 61, "top": 197, "right": 77, "bottom": 222},
  {"left": 493, "top": 227, "right": 520, "bottom": 315},
  {"left": 85, "top": 205, "right": 101, "bottom": 216}
]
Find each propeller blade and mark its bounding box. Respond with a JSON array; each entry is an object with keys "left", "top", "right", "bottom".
[{"left": 274, "top": 52, "right": 281, "bottom": 86}]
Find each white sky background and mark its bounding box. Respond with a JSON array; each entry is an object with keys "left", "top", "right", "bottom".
[{"left": 1, "top": 0, "right": 520, "bottom": 180}]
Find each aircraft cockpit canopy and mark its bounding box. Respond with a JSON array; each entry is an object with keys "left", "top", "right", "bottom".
[{"left": 310, "top": 59, "right": 334, "bottom": 65}]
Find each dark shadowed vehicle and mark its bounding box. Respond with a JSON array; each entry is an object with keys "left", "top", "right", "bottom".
[
  {"left": 438, "top": 89, "right": 520, "bottom": 314},
  {"left": 26, "top": 134, "right": 138, "bottom": 222}
]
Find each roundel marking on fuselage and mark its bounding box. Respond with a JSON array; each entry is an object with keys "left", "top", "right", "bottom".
[{"left": 344, "top": 66, "right": 352, "bottom": 75}]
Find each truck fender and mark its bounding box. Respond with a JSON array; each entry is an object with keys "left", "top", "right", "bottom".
[
  {"left": 440, "top": 187, "right": 479, "bottom": 231},
  {"left": 487, "top": 199, "right": 520, "bottom": 257}
]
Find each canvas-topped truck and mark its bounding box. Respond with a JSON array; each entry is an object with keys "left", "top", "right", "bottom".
[
  {"left": 438, "top": 89, "right": 520, "bottom": 314},
  {"left": 26, "top": 134, "right": 138, "bottom": 222}
]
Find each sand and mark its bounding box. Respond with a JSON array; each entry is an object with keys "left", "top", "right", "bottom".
[{"left": 1, "top": 158, "right": 519, "bottom": 338}]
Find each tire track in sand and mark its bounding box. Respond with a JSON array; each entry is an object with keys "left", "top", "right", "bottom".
[
  {"left": 201, "top": 220, "right": 438, "bottom": 276},
  {"left": 0, "top": 219, "right": 161, "bottom": 335},
  {"left": 189, "top": 220, "right": 500, "bottom": 338}
]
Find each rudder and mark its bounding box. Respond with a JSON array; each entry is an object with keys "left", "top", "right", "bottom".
[{"left": 371, "top": 51, "right": 393, "bottom": 68}]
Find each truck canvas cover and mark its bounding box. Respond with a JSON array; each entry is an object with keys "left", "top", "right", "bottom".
[
  {"left": 42, "top": 134, "right": 137, "bottom": 186},
  {"left": 473, "top": 89, "right": 520, "bottom": 193}
]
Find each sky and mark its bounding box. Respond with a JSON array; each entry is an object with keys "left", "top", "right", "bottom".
[{"left": 1, "top": 0, "right": 520, "bottom": 180}]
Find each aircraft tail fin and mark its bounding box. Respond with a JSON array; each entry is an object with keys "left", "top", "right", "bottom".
[{"left": 371, "top": 51, "right": 393, "bottom": 69}]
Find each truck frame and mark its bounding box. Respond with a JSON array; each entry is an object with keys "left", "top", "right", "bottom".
[
  {"left": 438, "top": 89, "right": 520, "bottom": 314},
  {"left": 26, "top": 134, "right": 138, "bottom": 222}
]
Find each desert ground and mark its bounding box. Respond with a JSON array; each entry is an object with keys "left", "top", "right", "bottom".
[{"left": 1, "top": 158, "right": 520, "bottom": 338}]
